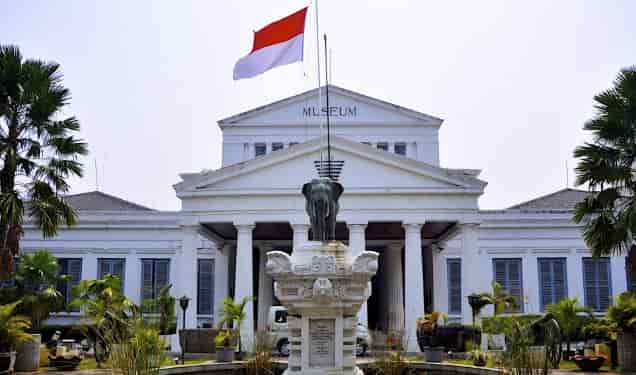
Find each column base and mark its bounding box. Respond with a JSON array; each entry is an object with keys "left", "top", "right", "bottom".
[{"left": 284, "top": 366, "right": 364, "bottom": 375}]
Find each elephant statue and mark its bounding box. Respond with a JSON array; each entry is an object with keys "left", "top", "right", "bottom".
[{"left": 302, "top": 178, "right": 343, "bottom": 242}]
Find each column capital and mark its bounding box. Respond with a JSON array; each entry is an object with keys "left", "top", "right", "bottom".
[
  {"left": 347, "top": 223, "right": 367, "bottom": 232},
  {"left": 290, "top": 223, "right": 310, "bottom": 230},
  {"left": 235, "top": 223, "right": 255, "bottom": 232},
  {"left": 402, "top": 223, "right": 423, "bottom": 232}
]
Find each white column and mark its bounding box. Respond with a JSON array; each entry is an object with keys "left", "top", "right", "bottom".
[
  {"left": 83, "top": 253, "right": 98, "bottom": 280},
  {"left": 348, "top": 224, "right": 368, "bottom": 325},
  {"left": 403, "top": 223, "right": 424, "bottom": 353},
  {"left": 460, "top": 223, "right": 481, "bottom": 324},
  {"left": 385, "top": 241, "right": 405, "bottom": 332},
  {"left": 214, "top": 243, "right": 231, "bottom": 319},
  {"left": 611, "top": 255, "right": 628, "bottom": 295},
  {"left": 257, "top": 242, "right": 275, "bottom": 331},
  {"left": 235, "top": 223, "right": 255, "bottom": 349},
  {"left": 291, "top": 223, "right": 309, "bottom": 249},
  {"left": 174, "top": 224, "right": 199, "bottom": 351}
]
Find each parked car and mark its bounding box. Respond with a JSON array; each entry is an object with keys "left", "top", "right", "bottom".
[{"left": 267, "top": 306, "right": 371, "bottom": 356}]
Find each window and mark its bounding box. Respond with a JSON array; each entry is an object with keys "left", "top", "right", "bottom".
[
  {"left": 98, "top": 258, "right": 125, "bottom": 288},
  {"left": 583, "top": 258, "right": 611, "bottom": 311},
  {"left": 58, "top": 258, "right": 82, "bottom": 311},
  {"left": 492, "top": 258, "right": 523, "bottom": 313},
  {"left": 627, "top": 258, "right": 636, "bottom": 294},
  {"left": 271, "top": 142, "right": 284, "bottom": 151},
  {"left": 197, "top": 259, "right": 215, "bottom": 315},
  {"left": 538, "top": 258, "right": 567, "bottom": 310},
  {"left": 376, "top": 142, "right": 388, "bottom": 151},
  {"left": 274, "top": 309, "right": 288, "bottom": 324},
  {"left": 141, "top": 259, "right": 170, "bottom": 302},
  {"left": 255, "top": 143, "right": 266, "bottom": 157},
  {"left": 394, "top": 142, "right": 407, "bottom": 156},
  {"left": 447, "top": 259, "right": 462, "bottom": 314}
]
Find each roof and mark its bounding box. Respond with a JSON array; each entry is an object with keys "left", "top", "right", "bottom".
[
  {"left": 507, "top": 188, "right": 589, "bottom": 211},
  {"left": 217, "top": 84, "right": 444, "bottom": 126},
  {"left": 63, "top": 191, "right": 155, "bottom": 211}
]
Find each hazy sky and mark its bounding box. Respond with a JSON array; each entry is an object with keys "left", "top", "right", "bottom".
[{"left": 2, "top": 1, "right": 635, "bottom": 211}]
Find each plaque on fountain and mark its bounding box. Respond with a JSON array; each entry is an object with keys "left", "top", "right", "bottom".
[{"left": 309, "top": 319, "right": 335, "bottom": 368}]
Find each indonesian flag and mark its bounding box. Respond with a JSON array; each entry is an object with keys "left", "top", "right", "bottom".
[{"left": 233, "top": 7, "right": 308, "bottom": 80}]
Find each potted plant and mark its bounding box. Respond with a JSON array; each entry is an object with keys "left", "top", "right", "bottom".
[
  {"left": 606, "top": 292, "right": 636, "bottom": 372},
  {"left": 416, "top": 311, "right": 444, "bottom": 362},
  {"left": 215, "top": 330, "right": 236, "bottom": 362},
  {"left": 573, "top": 354, "right": 606, "bottom": 371},
  {"left": 217, "top": 296, "right": 253, "bottom": 358},
  {"left": 0, "top": 301, "right": 33, "bottom": 373},
  {"left": 469, "top": 348, "right": 489, "bottom": 367},
  {"left": 12, "top": 251, "right": 66, "bottom": 371}
]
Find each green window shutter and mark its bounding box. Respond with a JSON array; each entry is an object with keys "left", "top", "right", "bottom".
[
  {"left": 447, "top": 259, "right": 462, "bottom": 314},
  {"left": 197, "top": 259, "right": 215, "bottom": 315}
]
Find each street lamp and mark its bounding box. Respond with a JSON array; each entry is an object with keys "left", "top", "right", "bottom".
[{"left": 179, "top": 295, "right": 190, "bottom": 365}]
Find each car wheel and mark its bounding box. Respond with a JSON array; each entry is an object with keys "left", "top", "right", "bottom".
[
  {"left": 278, "top": 339, "right": 290, "bottom": 357},
  {"left": 355, "top": 342, "right": 368, "bottom": 357}
]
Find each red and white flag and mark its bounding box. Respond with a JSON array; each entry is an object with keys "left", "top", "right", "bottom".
[{"left": 233, "top": 7, "right": 308, "bottom": 80}]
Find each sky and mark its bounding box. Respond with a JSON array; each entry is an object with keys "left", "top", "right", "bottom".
[{"left": 2, "top": 1, "right": 636, "bottom": 211}]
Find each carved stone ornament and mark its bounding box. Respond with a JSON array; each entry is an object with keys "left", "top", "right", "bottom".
[
  {"left": 352, "top": 252, "right": 379, "bottom": 274},
  {"left": 265, "top": 251, "right": 292, "bottom": 274},
  {"left": 312, "top": 277, "right": 334, "bottom": 298}
]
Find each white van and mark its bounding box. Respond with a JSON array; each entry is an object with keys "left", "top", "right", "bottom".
[{"left": 267, "top": 306, "right": 371, "bottom": 356}]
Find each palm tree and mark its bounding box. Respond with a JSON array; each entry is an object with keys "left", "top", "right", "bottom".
[
  {"left": 573, "top": 66, "right": 636, "bottom": 257},
  {"left": 479, "top": 281, "right": 517, "bottom": 316},
  {"left": 217, "top": 296, "right": 253, "bottom": 353},
  {"left": 545, "top": 297, "right": 592, "bottom": 357},
  {"left": 0, "top": 45, "right": 88, "bottom": 280},
  {"left": 14, "top": 250, "right": 65, "bottom": 330}
]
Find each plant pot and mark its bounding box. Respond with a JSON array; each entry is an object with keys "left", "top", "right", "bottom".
[
  {"left": 0, "top": 352, "right": 16, "bottom": 373},
  {"left": 423, "top": 347, "right": 444, "bottom": 363},
  {"left": 15, "top": 333, "right": 41, "bottom": 372},
  {"left": 473, "top": 358, "right": 487, "bottom": 367},
  {"left": 573, "top": 355, "right": 605, "bottom": 372},
  {"left": 216, "top": 347, "right": 235, "bottom": 363},
  {"left": 39, "top": 344, "right": 50, "bottom": 368},
  {"left": 618, "top": 332, "right": 636, "bottom": 372}
]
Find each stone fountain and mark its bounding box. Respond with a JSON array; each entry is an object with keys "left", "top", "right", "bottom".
[{"left": 266, "top": 178, "right": 378, "bottom": 375}]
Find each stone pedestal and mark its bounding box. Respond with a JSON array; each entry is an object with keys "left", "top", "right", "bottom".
[{"left": 266, "top": 241, "right": 378, "bottom": 375}]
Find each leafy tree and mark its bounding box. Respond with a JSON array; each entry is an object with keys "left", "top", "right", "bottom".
[
  {"left": 478, "top": 281, "right": 518, "bottom": 316},
  {"left": 0, "top": 300, "right": 32, "bottom": 352},
  {"left": 71, "top": 275, "right": 135, "bottom": 366},
  {"left": 545, "top": 297, "right": 592, "bottom": 356},
  {"left": 0, "top": 45, "right": 88, "bottom": 280},
  {"left": 13, "top": 250, "right": 66, "bottom": 330},
  {"left": 573, "top": 66, "right": 636, "bottom": 257},
  {"left": 142, "top": 284, "right": 176, "bottom": 335}
]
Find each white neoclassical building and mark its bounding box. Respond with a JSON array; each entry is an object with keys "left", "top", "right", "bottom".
[{"left": 22, "top": 85, "right": 635, "bottom": 352}]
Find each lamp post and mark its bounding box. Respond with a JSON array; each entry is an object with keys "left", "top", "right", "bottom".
[{"left": 179, "top": 295, "right": 190, "bottom": 365}]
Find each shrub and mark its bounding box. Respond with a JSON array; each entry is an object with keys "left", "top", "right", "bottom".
[{"left": 482, "top": 315, "right": 542, "bottom": 334}]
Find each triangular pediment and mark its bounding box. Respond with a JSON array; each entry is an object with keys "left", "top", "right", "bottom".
[
  {"left": 175, "top": 136, "right": 485, "bottom": 196},
  {"left": 218, "top": 85, "right": 443, "bottom": 127}
]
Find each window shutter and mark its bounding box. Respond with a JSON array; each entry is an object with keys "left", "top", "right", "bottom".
[
  {"left": 154, "top": 260, "right": 170, "bottom": 296},
  {"left": 68, "top": 259, "right": 82, "bottom": 312},
  {"left": 197, "top": 259, "right": 215, "bottom": 315},
  {"left": 598, "top": 259, "right": 611, "bottom": 311},
  {"left": 553, "top": 259, "right": 567, "bottom": 302},
  {"left": 113, "top": 260, "right": 125, "bottom": 287},
  {"left": 447, "top": 259, "right": 462, "bottom": 314},
  {"left": 494, "top": 260, "right": 507, "bottom": 286},
  {"left": 508, "top": 260, "right": 523, "bottom": 312},
  {"left": 141, "top": 260, "right": 154, "bottom": 301},
  {"left": 583, "top": 259, "right": 599, "bottom": 310},
  {"left": 539, "top": 259, "right": 553, "bottom": 311}
]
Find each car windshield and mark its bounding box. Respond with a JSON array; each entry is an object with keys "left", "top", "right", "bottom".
[{"left": 275, "top": 310, "right": 288, "bottom": 323}]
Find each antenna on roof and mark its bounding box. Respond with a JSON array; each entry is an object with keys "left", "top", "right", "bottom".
[{"left": 565, "top": 160, "right": 569, "bottom": 188}]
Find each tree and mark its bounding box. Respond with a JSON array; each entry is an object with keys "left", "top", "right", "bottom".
[
  {"left": 217, "top": 296, "right": 253, "bottom": 353},
  {"left": 545, "top": 297, "right": 592, "bottom": 357},
  {"left": 0, "top": 45, "right": 88, "bottom": 280},
  {"left": 479, "top": 281, "right": 518, "bottom": 316},
  {"left": 14, "top": 250, "right": 66, "bottom": 330},
  {"left": 573, "top": 66, "right": 636, "bottom": 257}
]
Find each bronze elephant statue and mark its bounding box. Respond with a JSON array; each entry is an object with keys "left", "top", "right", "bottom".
[{"left": 302, "top": 178, "right": 343, "bottom": 242}]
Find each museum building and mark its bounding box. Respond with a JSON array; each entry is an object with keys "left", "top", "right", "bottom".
[{"left": 21, "top": 85, "right": 635, "bottom": 352}]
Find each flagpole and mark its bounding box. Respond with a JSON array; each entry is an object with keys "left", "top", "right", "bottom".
[
  {"left": 324, "top": 34, "right": 332, "bottom": 179},
  {"left": 314, "top": 0, "right": 324, "bottom": 163}
]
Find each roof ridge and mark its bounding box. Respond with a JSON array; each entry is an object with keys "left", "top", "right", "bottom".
[
  {"left": 65, "top": 190, "right": 155, "bottom": 211},
  {"left": 507, "top": 188, "right": 588, "bottom": 210}
]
